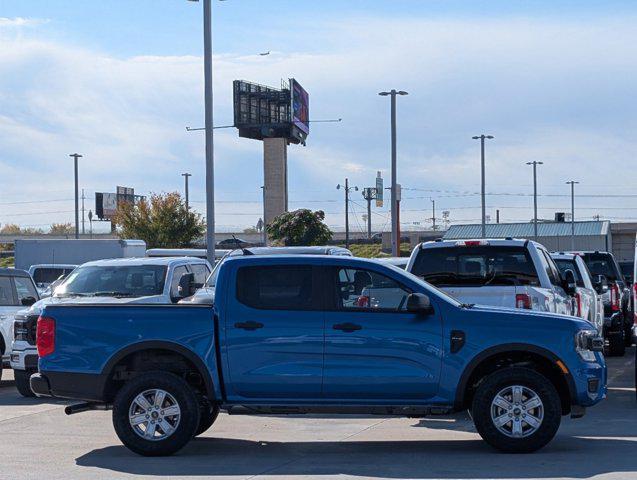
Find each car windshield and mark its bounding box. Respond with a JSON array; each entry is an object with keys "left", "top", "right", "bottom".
[
  {"left": 581, "top": 254, "right": 620, "bottom": 282},
  {"left": 411, "top": 245, "right": 540, "bottom": 287},
  {"left": 56, "top": 265, "right": 167, "bottom": 297}
]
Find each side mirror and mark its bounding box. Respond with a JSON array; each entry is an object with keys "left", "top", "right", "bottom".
[
  {"left": 406, "top": 293, "right": 433, "bottom": 315},
  {"left": 21, "top": 296, "right": 37, "bottom": 307},
  {"left": 177, "top": 272, "right": 196, "bottom": 299},
  {"left": 593, "top": 274, "right": 608, "bottom": 295},
  {"left": 562, "top": 269, "right": 577, "bottom": 295}
]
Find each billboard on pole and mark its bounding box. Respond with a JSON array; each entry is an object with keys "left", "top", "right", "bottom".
[
  {"left": 95, "top": 193, "right": 117, "bottom": 220},
  {"left": 290, "top": 78, "right": 309, "bottom": 135},
  {"left": 375, "top": 172, "right": 384, "bottom": 207}
]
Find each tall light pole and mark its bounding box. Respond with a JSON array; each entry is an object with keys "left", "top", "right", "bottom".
[
  {"left": 472, "top": 135, "right": 494, "bottom": 238},
  {"left": 362, "top": 187, "right": 377, "bottom": 239},
  {"left": 181, "top": 173, "right": 192, "bottom": 210},
  {"left": 69, "top": 153, "right": 82, "bottom": 239},
  {"left": 526, "top": 161, "right": 543, "bottom": 240},
  {"left": 337, "top": 179, "right": 358, "bottom": 249},
  {"left": 431, "top": 198, "right": 436, "bottom": 231},
  {"left": 566, "top": 180, "right": 579, "bottom": 250},
  {"left": 189, "top": 0, "right": 216, "bottom": 264},
  {"left": 379, "top": 89, "right": 408, "bottom": 256}
]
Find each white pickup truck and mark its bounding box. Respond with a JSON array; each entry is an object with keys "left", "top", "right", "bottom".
[
  {"left": 405, "top": 239, "right": 575, "bottom": 315},
  {"left": 10, "top": 256, "right": 211, "bottom": 396}
]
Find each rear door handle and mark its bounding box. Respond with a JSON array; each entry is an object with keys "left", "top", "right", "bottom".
[
  {"left": 234, "top": 321, "right": 264, "bottom": 331},
  {"left": 333, "top": 322, "right": 362, "bottom": 332}
]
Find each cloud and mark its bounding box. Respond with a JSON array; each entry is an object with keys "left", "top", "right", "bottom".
[
  {"left": 1, "top": 12, "right": 637, "bottom": 231},
  {"left": 0, "top": 17, "right": 48, "bottom": 28}
]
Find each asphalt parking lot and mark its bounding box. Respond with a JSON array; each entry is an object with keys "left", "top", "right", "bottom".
[{"left": 0, "top": 350, "right": 635, "bottom": 480}]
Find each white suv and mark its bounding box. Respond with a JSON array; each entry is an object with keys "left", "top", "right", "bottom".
[{"left": 406, "top": 239, "right": 574, "bottom": 315}]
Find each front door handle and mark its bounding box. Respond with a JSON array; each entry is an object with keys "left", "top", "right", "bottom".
[
  {"left": 333, "top": 322, "right": 362, "bottom": 332},
  {"left": 234, "top": 321, "right": 264, "bottom": 331}
]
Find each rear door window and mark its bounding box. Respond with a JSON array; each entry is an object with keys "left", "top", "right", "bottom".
[
  {"left": 411, "top": 245, "right": 539, "bottom": 287},
  {"left": 236, "top": 266, "right": 314, "bottom": 310}
]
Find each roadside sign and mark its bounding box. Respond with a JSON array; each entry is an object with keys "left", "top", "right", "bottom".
[{"left": 375, "top": 172, "right": 383, "bottom": 207}]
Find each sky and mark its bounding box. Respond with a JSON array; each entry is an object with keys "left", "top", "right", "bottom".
[{"left": 1, "top": 0, "right": 637, "bottom": 233}]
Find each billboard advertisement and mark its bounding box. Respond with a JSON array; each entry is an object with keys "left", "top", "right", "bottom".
[
  {"left": 290, "top": 78, "right": 309, "bottom": 135},
  {"left": 95, "top": 192, "right": 117, "bottom": 220}
]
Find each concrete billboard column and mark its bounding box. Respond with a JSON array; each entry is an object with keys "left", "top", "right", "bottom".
[{"left": 263, "top": 137, "right": 288, "bottom": 228}]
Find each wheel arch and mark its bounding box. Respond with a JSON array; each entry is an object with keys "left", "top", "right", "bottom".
[
  {"left": 101, "top": 340, "right": 216, "bottom": 402},
  {"left": 454, "top": 343, "right": 577, "bottom": 414}
]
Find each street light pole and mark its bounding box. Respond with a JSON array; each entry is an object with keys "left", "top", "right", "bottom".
[
  {"left": 362, "top": 187, "right": 376, "bottom": 239},
  {"left": 472, "top": 135, "right": 494, "bottom": 238},
  {"left": 181, "top": 173, "right": 192, "bottom": 210},
  {"left": 379, "top": 89, "right": 408, "bottom": 256},
  {"left": 526, "top": 161, "right": 543, "bottom": 240},
  {"left": 337, "top": 179, "right": 358, "bottom": 249},
  {"left": 566, "top": 180, "right": 579, "bottom": 250},
  {"left": 69, "top": 153, "right": 82, "bottom": 239},
  {"left": 431, "top": 199, "right": 436, "bottom": 231}
]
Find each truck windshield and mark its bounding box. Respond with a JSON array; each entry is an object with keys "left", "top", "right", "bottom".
[
  {"left": 56, "top": 265, "right": 167, "bottom": 297},
  {"left": 411, "top": 246, "right": 540, "bottom": 287}
]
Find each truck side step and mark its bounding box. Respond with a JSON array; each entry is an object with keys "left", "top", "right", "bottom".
[
  {"left": 64, "top": 402, "right": 112, "bottom": 415},
  {"left": 223, "top": 404, "right": 453, "bottom": 416}
]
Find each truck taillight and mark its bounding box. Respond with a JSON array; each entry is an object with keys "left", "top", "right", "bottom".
[
  {"left": 516, "top": 294, "right": 532, "bottom": 309},
  {"left": 610, "top": 284, "right": 620, "bottom": 312},
  {"left": 36, "top": 316, "right": 55, "bottom": 357},
  {"left": 456, "top": 240, "right": 489, "bottom": 247},
  {"left": 574, "top": 293, "right": 582, "bottom": 317}
]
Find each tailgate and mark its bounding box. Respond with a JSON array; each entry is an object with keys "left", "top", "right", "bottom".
[{"left": 441, "top": 286, "right": 520, "bottom": 308}]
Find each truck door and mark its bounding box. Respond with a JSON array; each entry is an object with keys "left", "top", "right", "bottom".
[
  {"left": 322, "top": 266, "right": 443, "bottom": 401},
  {"left": 223, "top": 264, "right": 324, "bottom": 400}
]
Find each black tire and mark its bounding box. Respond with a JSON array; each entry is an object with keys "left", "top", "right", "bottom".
[
  {"left": 471, "top": 367, "right": 562, "bottom": 453},
  {"left": 194, "top": 400, "right": 219, "bottom": 437},
  {"left": 14, "top": 369, "right": 36, "bottom": 397},
  {"left": 624, "top": 326, "right": 634, "bottom": 347},
  {"left": 607, "top": 331, "right": 626, "bottom": 357},
  {"left": 112, "top": 371, "right": 200, "bottom": 457}
]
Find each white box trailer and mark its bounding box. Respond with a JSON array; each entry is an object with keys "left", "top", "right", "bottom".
[{"left": 14, "top": 239, "right": 146, "bottom": 271}]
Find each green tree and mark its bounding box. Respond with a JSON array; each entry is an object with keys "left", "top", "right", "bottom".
[
  {"left": 113, "top": 192, "right": 206, "bottom": 248},
  {"left": 266, "top": 209, "right": 333, "bottom": 246}
]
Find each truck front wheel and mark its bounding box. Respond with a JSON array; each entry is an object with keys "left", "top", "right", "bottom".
[
  {"left": 471, "top": 367, "right": 561, "bottom": 453},
  {"left": 195, "top": 399, "right": 219, "bottom": 437},
  {"left": 112, "top": 371, "right": 201, "bottom": 456}
]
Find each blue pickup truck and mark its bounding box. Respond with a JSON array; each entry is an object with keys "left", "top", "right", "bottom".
[{"left": 30, "top": 255, "right": 606, "bottom": 456}]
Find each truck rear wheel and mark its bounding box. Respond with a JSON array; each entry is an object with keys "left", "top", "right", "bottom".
[
  {"left": 471, "top": 367, "right": 561, "bottom": 453},
  {"left": 112, "top": 371, "right": 200, "bottom": 457},
  {"left": 14, "top": 369, "right": 36, "bottom": 397}
]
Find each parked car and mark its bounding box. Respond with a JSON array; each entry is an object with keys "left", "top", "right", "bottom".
[
  {"left": 551, "top": 253, "right": 604, "bottom": 332},
  {"left": 146, "top": 248, "right": 231, "bottom": 264},
  {"left": 406, "top": 239, "right": 574, "bottom": 315},
  {"left": 216, "top": 238, "right": 250, "bottom": 248},
  {"left": 181, "top": 246, "right": 353, "bottom": 304},
  {"left": 27, "top": 264, "right": 77, "bottom": 296},
  {"left": 9, "top": 256, "right": 211, "bottom": 396},
  {"left": 32, "top": 255, "right": 605, "bottom": 456},
  {"left": 0, "top": 268, "right": 38, "bottom": 382},
  {"left": 576, "top": 251, "right": 631, "bottom": 356}
]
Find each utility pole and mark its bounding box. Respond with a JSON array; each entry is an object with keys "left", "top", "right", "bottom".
[
  {"left": 379, "top": 89, "right": 408, "bottom": 256},
  {"left": 337, "top": 179, "right": 358, "bottom": 248},
  {"left": 472, "top": 135, "right": 494, "bottom": 238},
  {"left": 81, "top": 188, "right": 86, "bottom": 235},
  {"left": 496, "top": 209, "right": 500, "bottom": 224},
  {"left": 431, "top": 198, "right": 436, "bottom": 231},
  {"left": 69, "top": 153, "right": 82, "bottom": 239},
  {"left": 182, "top": 173, "right": 192, "bottom": 210},
  {"left": 88, "top": 210, "right": 93, "bottom": 239},
  {"left": 362, "top": 187, "right": 377, "bottom": 239},
  {"left": 566, "top": 180, "right": 579, "bottom": 250},
  {"left": 261, "top": 186, "right": 267, "bottom": 246},
  {"left": 526, "top": 161, "right": 543, "bottom": 240}
]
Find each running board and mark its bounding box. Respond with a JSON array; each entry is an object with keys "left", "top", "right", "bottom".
[
  {"left": 65, "top": 402, "right": 112, "bottom": 415},
  {"left": 223, "top": 405, "right": 453, "bottom": 417}
]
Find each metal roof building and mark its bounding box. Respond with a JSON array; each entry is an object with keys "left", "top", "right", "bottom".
[{"left": 443, "top": 221, "right": 611, "bottom": 252}]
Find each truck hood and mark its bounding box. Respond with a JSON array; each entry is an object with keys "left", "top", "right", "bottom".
[{"left": 463, "top": 303, "right": 590, "bottom": 328}]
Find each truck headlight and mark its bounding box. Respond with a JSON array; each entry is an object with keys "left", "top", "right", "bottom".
[{"left": 575, "top": 329, "right": 604, "bottom": 362}]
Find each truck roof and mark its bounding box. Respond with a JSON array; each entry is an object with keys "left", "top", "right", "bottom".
[
  {"left": 229, "top": 246, "right": 352, "bottom": 256},
  {"left": 78, "top": 257, "right": 209, "bottom": 268},
  {"left": 419, "top": 238, "right": 536, "bottom": 249},
  {"left": 222, "top": 254, "right": 384, "bottom": 268},
  {"left": 0, "top": 267, "right": 30, "bottom": 277}
]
